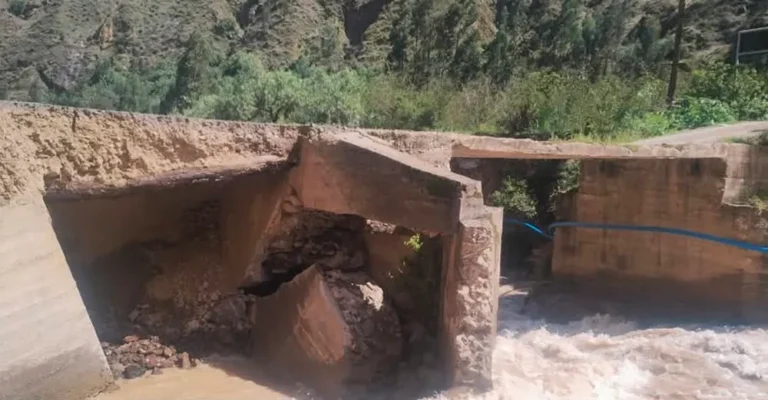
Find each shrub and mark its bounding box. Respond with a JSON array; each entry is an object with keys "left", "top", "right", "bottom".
[
  {"left": 437, "top": 78, "right": 503, "bottom": 133},
  {"left": 729, "top": 131, "right": 768, "bottom": 147},
  {"left": 292, "top": 68, "right": 369, "bottom": 126},
  {"left": 668, "top": 97, "right": 736, "bottom": 129},
  {"left": 553, "top": 160, "right": 581, "bottom": 196},
  {"left": 44, "top": 59, "right": 176, "bottom": 114},
  {"left": 623, "top": 112, "right": 673, "bottom": 137},
  {"left": 489, "top": 177, "right": 538, "bottom": 219},
  {"left": 495, "top": 72, "right": 667, "bottom": 141},
  {"left": 687, "top": 63, "right": 768, "bottom": 120},
  {"left": 361, "top": 76, "right": 449, "bottom": 130},
  {"left": 214, "top": 19, "right": 242, "bottom": 40},
  {"left": 9, "top": 0, "right": 27, "bottom": 17}
]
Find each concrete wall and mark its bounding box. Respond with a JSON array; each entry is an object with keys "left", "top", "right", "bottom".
[
  {"left": 552, "top": 158, "right": 768, "bottom": 321},
  {"left": 723, "top": 145, "right": 768, "bottom": 202},
  {"left": 0, "top": 204, "right": 111, "bottom": 400},
  {"left": 47, "top": 169, "right": 289, "bottom": 295}
]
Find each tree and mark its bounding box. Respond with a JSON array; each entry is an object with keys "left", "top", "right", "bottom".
[
  {"left": 548, "top": 0, "right": 585, "bottom": 69},
  {"left": 161, "top": 32, "right": 224, "bottom": 114},
  {"left": 621, "top": 15, "right": 671, "bottom": 76},
  {"left": 483, "top": 0, "right": 533, "bottom": 83},
  {"left": 667, "top": 0, "right": 686, "bottom": 105},
  {"left": 484, "top": 9, "right": 514, "bottom": 84},
  {"left": 452, "top": 30, "right": 483, "bottom": 82},
  {"left": 254, "top": 71, "right": 302, "bottom": 122},
  {"left": 584, "top": 0, "right": 632, "bottom": 79},
  {"left": 387, "top": 0, "right": 412, "bottom": 72}
]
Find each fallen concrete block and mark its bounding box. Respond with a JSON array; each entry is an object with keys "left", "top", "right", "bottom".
[{"left": 249, "top": 265, "right": 402, "bottom": 398}]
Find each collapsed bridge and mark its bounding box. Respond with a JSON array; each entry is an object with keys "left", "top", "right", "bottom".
[{"left": 0, "top": 101, "right": 766, "bottom": 400}]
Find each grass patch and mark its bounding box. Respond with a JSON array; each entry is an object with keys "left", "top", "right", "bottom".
[
  {"left": 726, "top": 131, "right": 768, "bottom": 146},
  {"left": 567, "top": 130, "right": 653, "bottom": 144}
]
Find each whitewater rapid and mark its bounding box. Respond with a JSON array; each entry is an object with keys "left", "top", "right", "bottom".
[{"left": 466, "top": 287, "right": 768, "bottom": 400}]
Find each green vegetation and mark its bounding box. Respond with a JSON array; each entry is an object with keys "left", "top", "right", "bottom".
[
  {"left": 39, "top": 53, "right": 768, "bottom": 141},
  {"left": 6, "top": 0, "right": 768, "bottom": 142},
  {"left": 8, "top": 0, "right": 27, "bottom": 18},
  {"left": 398, "top": 233, "right": 441, "bottom": 334},
  {"left": 552, "top": 161, "right": 581, "bottom": 199},
  {"left": 490, "top": 177, "right": 538, "bottom": 218},
  {"left": 747, "top": 193, "right": 768, "bottom": 215},
  {"left": 45, "top": 59, "right": 176, "bottom": 114},
  {"left": 404, "top": 234, "right": 423, "bottom": 253},
  {"left": 736, "top": 187, "right": 768, "bottom": 215},
  {"left": 489, "top": 160, "right": 581, "bottom": 221},
  {"left": 729, "top": 131, "right": 768, "bottom": 146}
]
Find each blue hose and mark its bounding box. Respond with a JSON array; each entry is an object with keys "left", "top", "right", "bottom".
[{"left": 504, "top": 218, "right": 768, "bottom": 254}]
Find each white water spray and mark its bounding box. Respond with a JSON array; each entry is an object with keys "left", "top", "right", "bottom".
[{"left": 461, "top": 287, "right": 768, "bottom": 400}]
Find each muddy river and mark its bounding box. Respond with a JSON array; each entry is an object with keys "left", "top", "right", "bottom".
[
  {"left": 95, "top": 284, "right": 768, "bottom": 400},
  {"left": 466, "top": 285, "right": 768, "bottom": 400}
]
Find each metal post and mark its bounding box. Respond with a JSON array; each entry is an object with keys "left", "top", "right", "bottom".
[{"left": 667, "top": 0, "right": 685, "bottom": 106}]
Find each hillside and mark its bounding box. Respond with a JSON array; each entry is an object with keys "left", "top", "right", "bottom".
[{"left": 0, "top": 0, "right": 766, "bottom": 100}]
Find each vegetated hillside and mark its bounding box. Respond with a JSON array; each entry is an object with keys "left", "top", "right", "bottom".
[{"left": 0, "top": 0, "right": 765, "bottom": 99}]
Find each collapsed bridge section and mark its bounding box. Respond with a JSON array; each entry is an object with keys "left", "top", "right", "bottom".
[
  {"left": 0, "top": 103, "right": 500, "bottom": 400},
  {"left": 1, "top": 101, "right": 767, "bottom": 400}
]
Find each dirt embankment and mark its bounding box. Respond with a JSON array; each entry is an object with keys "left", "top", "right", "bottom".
[{"left": 0, "top": 103, "right": 298, "bottom": 205}]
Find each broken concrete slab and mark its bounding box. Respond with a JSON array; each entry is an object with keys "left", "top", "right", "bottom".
[
  {"left": 249, "top": 265, "right": 401, "bottom": 398},
  {"left": 288, "top": 132, "right": 482, "bottom": 234},
  {"left": 221, "top": 171, "right": 292, "bottom": 287}
]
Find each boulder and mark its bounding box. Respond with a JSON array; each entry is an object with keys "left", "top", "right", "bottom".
[{"left": 250, "top": 265, "right": 401, "bottom": 398}]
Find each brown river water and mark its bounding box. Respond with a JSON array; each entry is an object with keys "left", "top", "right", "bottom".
[
  {"left": 95, "top": 284, "right": 768, "bottom": 400},
  {"left": 453, "top": 285, "right": 768, "bottom": 400}
]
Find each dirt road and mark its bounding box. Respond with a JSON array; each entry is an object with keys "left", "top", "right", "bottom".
[{"left": 633, "top": 121, "right": 768, "bottom": 145}]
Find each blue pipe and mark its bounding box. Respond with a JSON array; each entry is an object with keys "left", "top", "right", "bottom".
[
  {"left": 504, "top": 219, "right": 554, "bottom": 240},
  {"left": 504, "top": 218, "right": 768, "bottom": 254}
]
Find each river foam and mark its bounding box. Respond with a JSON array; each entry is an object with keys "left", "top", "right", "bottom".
[{"left": 452, "top": 288, "right": 768, "bottom": 400}]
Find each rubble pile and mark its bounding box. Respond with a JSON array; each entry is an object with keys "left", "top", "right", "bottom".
[
  {"left": 123, "top": 291, "right": 254, "bottom": 354},
  {"left": 261, "top": 210, "right": 368, "bottom": 280},
  {"left": 249, "top": 265, "right": 403, "bottom": 398},
  {"left": 125, "top": 291, "right": 254, "bottom": 349},
  {"left": 102, "top": 335, "right": 196, "bottom": 380},
  {"left": 96, "top": 205, "right": 427, "bottom": 396}
]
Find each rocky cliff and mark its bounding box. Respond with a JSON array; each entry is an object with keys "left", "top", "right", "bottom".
[{"left": 1, "top": 0, "right": 767, "bottom": 99}]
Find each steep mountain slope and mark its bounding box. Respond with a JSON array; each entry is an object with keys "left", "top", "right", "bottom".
[
  {"left": 682, "top": 0, "right": 768, "bottom": 58},
  {"left": 0, "top": 0, "right": 766, "bottom": 100}
]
